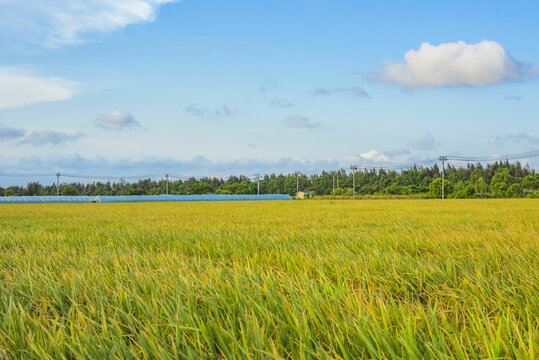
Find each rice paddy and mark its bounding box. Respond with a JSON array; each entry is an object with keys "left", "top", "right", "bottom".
[{"left": 0, "top": 199, "right": 538, "bottom": 359}]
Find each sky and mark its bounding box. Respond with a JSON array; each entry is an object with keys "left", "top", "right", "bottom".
[{"left": 0, "top": 0, "right": 538, "bottom": 184}]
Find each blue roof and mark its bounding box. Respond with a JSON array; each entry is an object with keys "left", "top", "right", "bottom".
[{"left": 0, "top": 194, "right": 292, "bottom": 204}]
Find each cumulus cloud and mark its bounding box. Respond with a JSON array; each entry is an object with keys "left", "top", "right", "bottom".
[
  {"left": 285, "top": 115, "right": 320, "bottom": 129},
  {"left": 18, "top": 130, "right": 85, "bottom": 146},
  {"left": 410, "top": 133, "right": 439, "bottom": 150},
  {"left": 312, "top": 87, "right": 370, "bottom": 99},
  {"left": 345, "top": 149, "right": 429, "bottom": 169},
  {"left": 376, "top": 40, "right": 524, "bottom": 88},
  {"left": 270, "top": 98, "right": 294, "bottom": 108},
  {"left": 358, "top": 150, "right": 390, "bottom": 162},
  {"left": 96, "top": 111, "right": 140, "bottom": 130},
  {"left": 184, "top": 103, "right": 235, "bottom": 117},
  {"left": 496, "top": 132, "right": 539, "bottom": 145},
  {"left": 0, "top": 67, "right": 76, "bottom": 109},
  {"left": 0, "top": 127, "right": 26, "bottom": 139},
  {"left": 0, "top": 0, "right": 179, "bottom": 47}
]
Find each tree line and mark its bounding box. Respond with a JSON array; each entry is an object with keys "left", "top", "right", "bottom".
[{"left": 1, "top": 161, "right": 538, "bottom": 198}]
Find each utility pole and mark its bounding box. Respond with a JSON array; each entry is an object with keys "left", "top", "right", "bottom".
[
  {"left": 165, "top": 174, "right": 169, "bottom": 195},
  {"left": 255, "top": 174, "right": 260, "bottom": 195},
  {"left": 332, "top": 173, "right": 335, "bottom": 195},
  {"left": 56, "top": 173, "right": 60, "bottom": 196},
  {"left": 295, "top": 171, "right": 300, "bottom": 194},
  {"left": 350, "top": 165, "right": 358, "bottom": 200},
  {"left": 439, "top": 156, "right": 447, "bottom": 199}
]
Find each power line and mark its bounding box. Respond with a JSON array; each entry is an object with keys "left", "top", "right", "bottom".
[{"left": 0, "top": 150, "right": 537, "bottom": 181}]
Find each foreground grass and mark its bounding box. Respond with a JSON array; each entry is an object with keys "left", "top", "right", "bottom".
[{"left": 0, "top": 200, "right": 538, "bottom": 359}]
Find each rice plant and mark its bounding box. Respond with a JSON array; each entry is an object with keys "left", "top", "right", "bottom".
[{"left": 0, "top": 199, "right": 538, "bottom": 359}]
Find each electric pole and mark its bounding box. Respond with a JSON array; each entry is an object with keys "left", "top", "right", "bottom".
[
  {"left": 332, "top": 173, "right": 335, "bottom": 195},
  {"left": 56, "top": 173, "right": 60, "bottom": 196},
  {"left": 165, "top": 174, "right": 169, "bottom": 195},
  {"left": 255, "top": 174, "right": 260, "bottom": 195},
  {"left": 350, "top": 165, "right": 358, "bottom": 200},
  {"left": 295, "top": 171, "right": 300, "bottom": 194},
  {"left": 439, "top": 156, "right": 447, "bottom": 199}
]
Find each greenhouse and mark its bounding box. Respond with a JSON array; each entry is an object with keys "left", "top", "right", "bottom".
[{"left": 0, "top": 194, "right": 292, "bottom": 204}]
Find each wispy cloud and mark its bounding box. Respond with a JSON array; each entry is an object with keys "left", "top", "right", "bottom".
[
  {"left": 0, "top": 0, "right": 180, "bottom": 47},
  {"left": 410, "top": 133, "right": 439, "bottom": 150},
  {"left": 270, "top": 98, "right": 294, "bottom": 108},
  {"left": 95, "top": 111, "right": 140, "bottom": 130},
  {"left": 184, "top": 103, "right": 236, "bottom": 117},
  {"left": 0, "top": 154, "right": 340, "bottom": 180},
  {"left": 18, "top": 130, "right": 86, "bottom": 146},
  {"left": 285, "top": 115, "right": 320, "bottom": 129},
  {"left": 312, "top": 87, "right": 370, "bottom": 99},
  {"left": 496, "top": 131, "right": 539, "bottom": 145},
  {"left": 258, "top": 79, "right": 276, "bottom": 94},
  {"left": 0, "top": 67, "right": 76, "bottom": 109},
  {"left": 1, "top": 126, "right": 85, "bottom": 146},
  {"left": 504, "top": 96, "right": 522, "bottom": 101},
  {"left": 375, "top": 40, "right": 527, "bottom": 89},
  {"left": 0, "top": 127, "right": 26, "bottom": 140}
]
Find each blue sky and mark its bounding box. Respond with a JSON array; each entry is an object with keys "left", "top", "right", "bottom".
[{"left": 0, "top": 0, "right": 538, "bottom": 184}]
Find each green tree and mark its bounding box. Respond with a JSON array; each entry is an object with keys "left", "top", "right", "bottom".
[
  {"left": 522, "top": 174, "right": 539, "bottom": 190},
  {"left": 506, "top": 183, "right": 523, "bottom": 198},
  {"left": 491, "top": 168, "right": 515, "bottom": 188},
  {"left": 492, "top": 182, "right": 508, "bottom": 198},
  {"left": 4, "top": 189, "right": 14, "bottom": 197},
  {"left": 428, "top": 178, "right": 452, "bottom": 198},
  {"left": 61, "top": 186, "right": 79, "bottom": 196},
  {"left": 474, "top": 177, "right": 487, "bottom": 197},
  {"left": 190, "top": 183, "right": 213, "bottom": 195},
  {"left": 429, "top": 178, "right": 442, "bottom": 198}
]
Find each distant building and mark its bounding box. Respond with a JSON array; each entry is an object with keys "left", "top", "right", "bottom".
[{"left": 296, "top": 191, "right": 313, "bottom": 199}]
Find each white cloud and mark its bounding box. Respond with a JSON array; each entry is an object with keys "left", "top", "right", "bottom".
[
  {"left": 184, "top": 103, "right": 235, "bottom": 117},
  {"left": 312, "top": 87, "right": 370, "bottom": 99},
  {"left": 285, "top": 115, "right": 320, "bottom": 129},
  {"left": 359, "top": 150, "right": 390, "bottom": 162},
  {"left": 18, "top": 130, "right": 85, "bottom": 146},
  {"left": 96, "top": 111, "right": 140, "bottom": 130},
  {"left": 377, "top": 40, "right": 523, "bottom": 88},
  {"left": 496, "top": 132, "right": 539, "bottom": 145},
  {"left": 270, "top": 98, "right": 294, "bottom": 108},
  {"left": 345, "top": 149, "right": 415, "bottom": 168},
  {"left": 0, "top": 67, "right": 76, "bottom": 109},
  {"left": 0, "top": 0, "right": 179, "bottom": 47},
  {"left": 410, "top": 133, "right": 439, "bottom": 150}
]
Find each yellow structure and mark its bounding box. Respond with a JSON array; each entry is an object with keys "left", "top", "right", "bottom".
[{"left": 296, "top": 191, "right": 313, "bottom": 199}]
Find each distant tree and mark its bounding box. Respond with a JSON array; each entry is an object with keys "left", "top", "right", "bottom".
[
  {"left": 522, "top": 174, "right": 539, "bottom": 191},
  {"left": 128, "top": 188, "right": 146, "bottom": 195},
  {"left": 4, "top": 189, "right": 14, "bottom": 197},
  {"left": 26, "top": 182, "right": 42, "bottom": 196},
  {"left": 491, "top": 168, "right": 515, "bottom": 188},
  {"left": 506, "top": 183, "right": 523, "bottom": 198},
  {"left": 216, "top": 189, "right": 232, "bottom": 195},
  {"left": 431, "top": 179, "right": 440, "bottom": 198},
  {"left": 62, "top": 186, "right": 79, "bottom": 196},
  {"left": 190, "top": 183, "right": 213, "bottom": 195},
  {"left": 492, "top": 182, "right": 508, "bottom": 198},
  {"left": 474, "top": 178, "right": 487, "bottom": 197}
]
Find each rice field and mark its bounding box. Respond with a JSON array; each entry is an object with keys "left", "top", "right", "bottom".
[{"left": 0, "top": 199, "right": 538, "bottom": 359}]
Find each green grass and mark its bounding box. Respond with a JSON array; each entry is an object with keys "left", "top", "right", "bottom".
[{"left": 0, "top": 199, "right": 538, "bottom": 359}]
